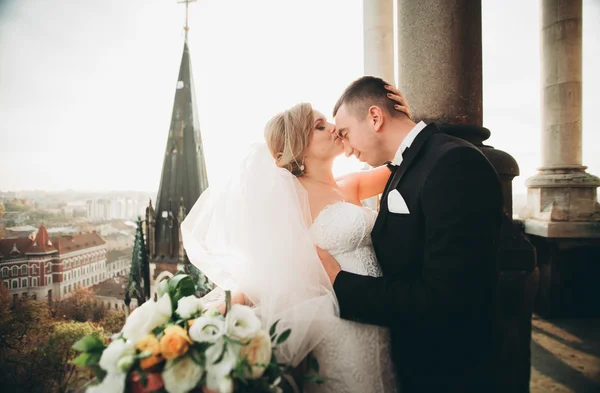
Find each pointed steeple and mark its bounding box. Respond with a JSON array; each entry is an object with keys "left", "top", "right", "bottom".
[
  {"left": 126, "top": 217, "right": 151, "bottom": 311},
  {"left": 152, "top": 39, "right": 209, "bottom": 263}
]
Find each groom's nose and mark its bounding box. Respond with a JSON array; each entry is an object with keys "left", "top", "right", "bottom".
[{"left": 342, "top": 141, "right": 354, "bottom": 157}]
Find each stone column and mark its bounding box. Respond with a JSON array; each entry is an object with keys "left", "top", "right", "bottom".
[
  {"left": 396, "top": 0, "right": 482, "bottom": 126},
  {"left": 523, "top": 0, "right": 600, "bottom": 238},
  {"left": 363, "top": 0, "right": 395, "bottom": 84},
  {"left": 521, "top": 0, "right": 600, "bottom": 319},
  {"left": 363, "top": 0, "right": 395, "bottom": 210}
]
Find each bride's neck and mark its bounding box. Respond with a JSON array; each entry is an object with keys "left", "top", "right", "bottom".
[{"left": 303, "top": 160, "right": 336, "bottom": 185}]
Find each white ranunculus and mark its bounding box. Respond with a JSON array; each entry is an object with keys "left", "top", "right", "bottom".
[
  {"left": 176, "top": 296, "right": 204, "bottom": 320},
  {"left": 225, "top": 304, "right": 261, "bottom": 340},
  {"left": 205, "top": 338, "right": 238, "bottom": 391},
  {"left": 99, "top": 339, "right": 135, "bottom": 374},
  {"left": 239, "top": 330, "right": 272, "bottom": 379},
  {"left": 203, "top": 306, "right": 222, "bottom": 317},
  {"left": 162, "top": 355, "right": 204, "bottom": 393},
  {"left": 86, "top": 372, "right": 126, "bottom": 393},
  {"left": 188, "top": 316, "right": 225, "bottom": 343}
]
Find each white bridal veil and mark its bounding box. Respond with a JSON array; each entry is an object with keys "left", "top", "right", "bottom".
[{"left": 180, "top": 143, "right": 339, "bottom": 366}]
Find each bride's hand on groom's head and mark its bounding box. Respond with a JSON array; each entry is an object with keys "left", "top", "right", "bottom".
[{"left": 385, "top": 85, "right": 411, "bottom": 119}]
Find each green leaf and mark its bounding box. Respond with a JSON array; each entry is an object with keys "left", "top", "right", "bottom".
[
  {"left": 157, "top": 279, "right": 170, "bottom": 298},
  {"left": 168, "top": 274, "right": 196, "bottom": 302},
  {"left": 71, "top": 352, "right": 92, "bottom": 367},
  {"left": 269, "top": 320, "right": 280, "bottom": 337},
  {"left": 71, "top": 335, "right": 106, "bottom": 353},
  {"left": 90, "top": 365, "right": 107, "bottom": 382},
  {"left": 276, "top": 329, "right": 291, "bottom": 345}
]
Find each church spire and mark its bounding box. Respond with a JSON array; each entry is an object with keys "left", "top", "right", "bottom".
[
  {"left": 150, "top": 3, "right": 208, "bottom": 266},
  {"left": 178, "top": 0, "right": 197, "bottom": 41},
  {"left": 125, "top": 217, "right": 151, "bottom": 313}
]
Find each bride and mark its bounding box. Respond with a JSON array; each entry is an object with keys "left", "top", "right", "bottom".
[{"left": 181, "top": 86, "right": 409, "bottom": 393}]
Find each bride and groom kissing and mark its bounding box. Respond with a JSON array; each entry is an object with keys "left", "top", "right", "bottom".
[{"left": 180, "top": 76, "right": 504, "bottom": 393}]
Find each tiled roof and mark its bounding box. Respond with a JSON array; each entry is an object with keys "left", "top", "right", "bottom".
[
  {"left": 92, "top": 274, "right": 128, "bottom": 298},
  {"left": 106, "top": 249, "right": 131, "bottom": 263},
  {"left": 26, "top": 225, "right": 57, "bottom": 254},
  {"left": 54, "top": 232, "right": 106, "bottom": 254},
  {"left": 0, "top": 237, "right": 33, "bottom": 261}
]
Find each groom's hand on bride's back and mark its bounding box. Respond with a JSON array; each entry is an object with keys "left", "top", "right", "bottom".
[{"left": 316, "top": 247, "right": 341, "bottom": 284}]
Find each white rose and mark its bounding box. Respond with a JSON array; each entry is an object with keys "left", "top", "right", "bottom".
[
  {"left": 99, "top": 339, "right": 135, "bottom": 374},
  {"left": 205, "top": 338, "right": 238, "bottom": 391},
  {"left": 218, "top": 376, "right": 234, "bottom": 393},
  {"left": 162, "top": 355, "right": 204, "bottom": 393},
  {"left": 145, "top": 293, "right": 173, "bottom": 331},
  {"left": 239, "top": 330, "right": 272, "bottom": 379},
  {"left": 86, "top": 372, "right": 126, "bottom": 393},
  {"left": 117, "top": 355, "right": 135, "bottom": 373},
  {"left": 205, "top": 372, "right": 234, "bottom": 393},
  {"left": 225, "top": 304, "right": 261, "bottom": 340},
  {"left": 120, "top": 300, "right": 154, "bottom": 342},
  {"left": 176, "top": 296, "right": 204, "bottom": 320},
  {"left": 188, "top": 316, "right": 225, "bottom": 343}
]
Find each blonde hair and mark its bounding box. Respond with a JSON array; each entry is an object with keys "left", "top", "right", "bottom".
[{"left": 264, "top": 103, "right": 314, "bottom": 176}]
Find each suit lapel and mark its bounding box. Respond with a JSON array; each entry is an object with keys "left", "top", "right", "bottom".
[
  {"left": 387, "top": 123, "right": 440, "bottom": 191},
  {"left": 372, "top": 123, "right": 441, "bottom": 236}
]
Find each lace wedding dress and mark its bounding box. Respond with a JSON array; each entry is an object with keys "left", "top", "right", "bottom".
[
  {"left": 181, "top": 144, "right": 397, "bottom": 393},
  {"left": 306, "top": 201, "right": 398, "bottom": 393}
]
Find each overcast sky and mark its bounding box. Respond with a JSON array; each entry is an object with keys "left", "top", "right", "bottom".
[{"left": 0, "top": 0, "right": 598, "bottom": 196}]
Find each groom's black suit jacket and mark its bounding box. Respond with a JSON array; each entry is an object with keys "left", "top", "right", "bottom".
[{"left": 333, "top": 123, "right": 504, "bottom": 393}]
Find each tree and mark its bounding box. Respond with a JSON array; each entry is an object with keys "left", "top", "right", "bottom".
[
  {"left": 99, "top": 312, "right": 126, "bottom": 335},
  {"left": 0, "top": 288, "right": 54, "bottom": 393},
  {"left": 0, "top": 201, "right": 5, "bottom": 217},
  {"left": 39, "top": 321, "right": 105, "bottom": 393},
  {"left": 53, "top": 287, "right": 105, "bottom": 323}
]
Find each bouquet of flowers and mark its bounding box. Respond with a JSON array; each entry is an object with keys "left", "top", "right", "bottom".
[{"left": 71, "top": 273, "right": 321, "bottom": 393}]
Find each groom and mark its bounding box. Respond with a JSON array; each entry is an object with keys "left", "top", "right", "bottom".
[{"left": 319, "top": 76, "right": 503, "bottom": 393}]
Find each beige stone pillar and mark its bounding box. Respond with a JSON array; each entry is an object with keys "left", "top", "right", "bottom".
[
  {"left": 523, "top": 0, "right": 600, "bottom": 238},
  {"left": 363, "top": 0, "right": 395, "bottom": 84},
  {"left": 363, "top": 0, "right": 395, "bottom": 210}
]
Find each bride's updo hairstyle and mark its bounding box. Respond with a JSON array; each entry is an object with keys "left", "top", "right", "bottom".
[{"left": 264, "top": 102, "right": 314, "bottom": 177}]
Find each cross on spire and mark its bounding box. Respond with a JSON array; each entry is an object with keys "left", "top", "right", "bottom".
[{"left": 178, "top": 0, "right": 197, "bottom": 39}]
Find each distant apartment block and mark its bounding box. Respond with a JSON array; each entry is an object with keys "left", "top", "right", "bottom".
[{"left": 86, "top": 198, "right": 146, "bottom": 221}]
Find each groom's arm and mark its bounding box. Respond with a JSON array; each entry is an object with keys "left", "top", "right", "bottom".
[{"left": 331, "top": 147, "right": 503, "bottom": 327}]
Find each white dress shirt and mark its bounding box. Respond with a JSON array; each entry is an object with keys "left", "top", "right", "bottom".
[{"left": 391, "top": 121, "right": 427, "bottom": 166}]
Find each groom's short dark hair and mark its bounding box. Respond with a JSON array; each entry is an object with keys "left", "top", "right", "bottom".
[{"left": 333, "top": 76, "right": 404, "bottom": 120}]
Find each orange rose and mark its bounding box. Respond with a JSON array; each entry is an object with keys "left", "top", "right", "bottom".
[
  {"left": 159, "top": 325, "right": 192, "bottom": 360},
  {"left": 136, "top": 335, "right": 163, "bottom": 370}
]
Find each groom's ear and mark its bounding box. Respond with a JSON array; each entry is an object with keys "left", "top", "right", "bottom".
[{"left": 367, "top": 106, "right": 385, "bottom": 133}]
